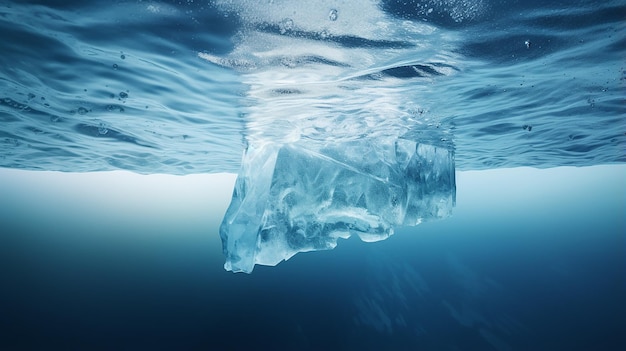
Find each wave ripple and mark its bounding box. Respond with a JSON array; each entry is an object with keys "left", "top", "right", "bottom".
[{"left": 0, "top": 0, "right": 624, "bottom": 173}]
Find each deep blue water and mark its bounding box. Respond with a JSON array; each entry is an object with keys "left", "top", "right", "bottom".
[
  {"left": 0, "top": 167, "right": 624, "bottom": 350},
  {"left": 1, "top": 0, "right": 625, "bottom": 350}
]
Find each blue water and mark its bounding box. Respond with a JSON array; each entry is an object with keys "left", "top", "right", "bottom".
[
  {"left": 1, "top": 0, "right": 625, "bottom": 350},
  {"left": 1, "top": 0, "right": 624, "bottom": 173}
]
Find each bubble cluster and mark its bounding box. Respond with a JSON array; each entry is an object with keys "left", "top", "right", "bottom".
[
  {"left": 98, "top": 122, "right": 109, "bottom": 135},
  {"left": 106, "top": 104, "right": 125, "bottom": 112},
  {"left": 279, "top": 18, "right": 294, "bottom": 34}
]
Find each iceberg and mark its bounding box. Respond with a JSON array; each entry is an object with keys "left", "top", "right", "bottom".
[{"left": 219, "top": 137, "right": 456, "bottom": 273}]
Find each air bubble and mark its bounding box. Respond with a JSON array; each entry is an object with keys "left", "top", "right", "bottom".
[
  {"left": 112, "top": 63, "right": 119, "bottom": 69},
  {"left": 120, "top": 54, "right": 126, "bottom": 60},
  {"left": 328, "top": 9, "right": 338, "bottom": 21}
]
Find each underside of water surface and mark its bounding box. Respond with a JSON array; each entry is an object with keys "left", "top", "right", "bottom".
[{"left": 0, "top": 0, "right": 624, "bottom": 174}]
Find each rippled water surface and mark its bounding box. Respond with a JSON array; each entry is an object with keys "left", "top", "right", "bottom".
[{"left": 1, "top": 0, "right": 624, "bottom": 174}]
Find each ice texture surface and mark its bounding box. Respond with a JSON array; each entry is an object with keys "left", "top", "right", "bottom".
[{"left": 219, "top": 138, "right": 456, "bottom": 273}]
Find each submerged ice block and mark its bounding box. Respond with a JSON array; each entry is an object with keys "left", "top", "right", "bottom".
[{"left": 219, "top": 138, "right": 456, "bottom": 273}]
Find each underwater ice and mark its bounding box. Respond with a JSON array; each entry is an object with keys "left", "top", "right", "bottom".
[{"left": 219, "top": 138, "right": 456, "bottom": 273}]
